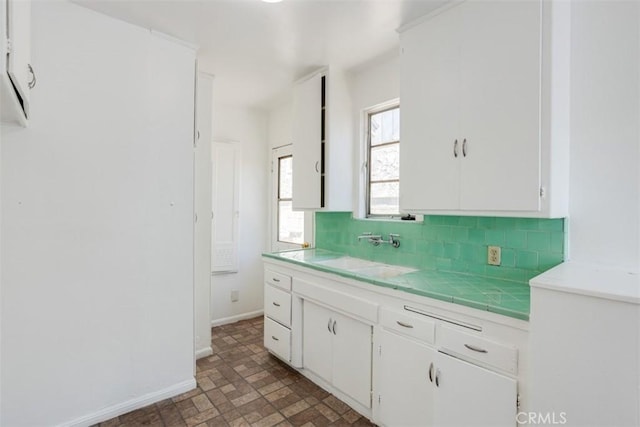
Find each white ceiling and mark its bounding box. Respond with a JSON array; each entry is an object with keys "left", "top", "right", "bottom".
[{"left": 74, "top": 0, "right": 447, "bottom": 109}]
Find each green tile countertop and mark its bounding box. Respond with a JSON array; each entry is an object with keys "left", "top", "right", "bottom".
[{"left": 263, "top": 248, "right": 530, "bottom": 321}]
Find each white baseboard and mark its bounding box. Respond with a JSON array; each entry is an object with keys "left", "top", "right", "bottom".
[
  {"left": 59, "top": 378, "right": 196, "bottom": 427},
  {"left": 211, "top": 310, "right": 263, "bottom": 328},
  {"left": 196, "top": 346, "right": 213, "bottom": 360}
]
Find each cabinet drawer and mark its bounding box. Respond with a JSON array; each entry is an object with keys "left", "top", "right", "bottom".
[
  {"left": 265, "top": 284, "right": 292, "bottom": 327},
  {"left": 264, "top": 317, "right": 291, "bottom": 362},
  {"left": 380, "top": 307, "right": 436, "bottom": 345},
  {"left": 265, "top": 269, "right": 292, "bottom": 291},
  {"left": 438, "top": 325, "right": 518, "bottom": 374}
]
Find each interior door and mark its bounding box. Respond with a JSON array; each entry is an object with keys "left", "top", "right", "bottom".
[{"left": 211, "top": 141, "right": 240, "bottom": 273}]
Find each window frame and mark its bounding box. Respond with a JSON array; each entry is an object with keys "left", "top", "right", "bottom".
[
  {"left": 366, "top": 103, "right": 401, "bottom": 218},
  {"left": 276, "top": 154, "right": 301, "bottom": 245},
  {"left": 271, "top": 144, "right": 314, "bottom": 252}
]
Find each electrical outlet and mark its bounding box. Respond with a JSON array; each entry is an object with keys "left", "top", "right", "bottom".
[
  {"left": 231, "top": 290, "right": 239, "bottom": 302},
  {"left": 488, "top": 246, "right": 501, "bottom": 266}
]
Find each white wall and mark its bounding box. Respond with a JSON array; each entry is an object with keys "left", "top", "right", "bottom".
[
  {"left": 0, "top": 2, "right": 196, "bottom": 425},
  {"left": 568, "top": 0, "right": 640, "bottom": 273},
  {"left": 268, "top": 100, "right": 293, "bottom": 150},
  {"left": 211, "top": 103, "right": 269, "bottom": 324}
]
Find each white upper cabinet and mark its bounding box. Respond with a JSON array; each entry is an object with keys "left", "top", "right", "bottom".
[
  {"left": 1, "top": 0, "right": 33, "bottom": 126},
  {"left": 399, "top": 0, "right": 570, "bottom": 218},
  {"left": 292, "top": 72, "right": 323, "bottom": 209},
  {"left": 292, "top": 67, "right": 353, "bottom": 211}
]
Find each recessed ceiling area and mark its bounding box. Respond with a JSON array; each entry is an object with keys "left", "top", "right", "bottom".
[{"left": 73, "top": 0, "right": 447, "bottom": 109}]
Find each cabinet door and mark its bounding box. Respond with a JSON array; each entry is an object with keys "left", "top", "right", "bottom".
[
  {"left": 292, "top": 73, "right": 322, "bottom": 210},
  {"left": 458, "top": 1, "right": 541, "bottom": 211},
  {"left": 6, "top": 0, "right": 31, "bottom": 116},
  {"left": 331, "top": 311, "right": 372, "bottom": 408},
  {"left": 302, "top": 300, "right": 333, "bottom": 383},
  {"left": 377, "top": 329, "right": 436, "bottom": 427},
  {"left": 434, "top": 353, "right": 516, "bottom": 427},
  {"left": 399, "top": 5, "right": 462, "bottom": 211}
]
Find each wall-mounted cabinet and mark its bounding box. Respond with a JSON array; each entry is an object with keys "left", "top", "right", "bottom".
[
  {"left": 399, "top": 0, "right": 570, "bottom": 218},
  {"left": 1, "top": 0, "right": 34, "bottom": 127},
  {"left": 292, "top": 67, "right": 353, "bottom": 211}
]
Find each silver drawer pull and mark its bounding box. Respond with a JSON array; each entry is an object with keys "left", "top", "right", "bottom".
[
  {"left": 464, "top": 343, "right": 488, "bottom": 353},
  {"left": 396, "top": 321, "right": 414, "bottom": 329},
  {"left": 272, "top": 277, "right": 280, "bottom": 282},
  {"left": 272, "top": 302, "right": 281, "bottom": 307},
  {"left": 435, "top": 369, "right": 441, "bottom": 387},
  {"left": 327, "top": 318, "right": 332, "bottom": 333},
  {"left": 428, "top": 362, "right": 434, "bottom": 383},
  {"left": 271, "top": 336, "right": 279, "bottom": 341}
]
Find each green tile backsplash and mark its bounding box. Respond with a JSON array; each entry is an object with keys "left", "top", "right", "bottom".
[{"left": 315, "top": 212, "right": 565, "bottom": 283}]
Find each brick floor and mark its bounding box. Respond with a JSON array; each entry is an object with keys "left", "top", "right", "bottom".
[{"left": 96, "top": 316, "right": 375, "bottom": 426}]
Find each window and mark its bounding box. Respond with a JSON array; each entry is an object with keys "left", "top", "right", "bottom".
[
  {"left": 271, "top": 145, "right": 314, "bottom": 251},
  {"left": 277, "top": 155, "right": 304, "bottom": 244},
  {"left": 367, "top": 105, "right": 400, "bottom": 216}
]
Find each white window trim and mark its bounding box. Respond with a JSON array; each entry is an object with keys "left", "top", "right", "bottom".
[
  {"left": 356, "top": 99, "right": 423, "bottom": 222},
  {"left": 270, "top": 144, "right": 315, "bottom": 251}
]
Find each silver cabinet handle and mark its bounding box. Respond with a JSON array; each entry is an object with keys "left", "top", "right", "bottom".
[
  {"left": 272, "top": 277, "right": 280, "bottom": 282},
  {"left": 396, "top": 321, "right": 414, "bottom": 329},
  {"left": 272, "top": 336, "right": 279, "bottom": 341},
  {"left": 327, "top": 318, "right": 332, "bottom": 333},
  {"left": 27, "top": 64, "right": 36, "bottom": 89},
  {"left": 272, "top": 302, "right": 281, "bottom": 307},
  {"left": 453, "top": 139, "right": 459, "bottom": 158},
  {"left": 428, "top": 362, "right": 434, "bottom": 383},
  {"left": 435, "top": 369, "right": 441, "bottom": 387},
  {"left": 462, "top": 138, "right": 467, "bottom": 157},
  {"left": 332, "top": 320, "right": 337, "bottom": 335},
  {"left": 464, "top": 343, "right": 488, "bottom": 353},
  {"left": 315, "top": 161, "right": 320, "bottom": 172}
]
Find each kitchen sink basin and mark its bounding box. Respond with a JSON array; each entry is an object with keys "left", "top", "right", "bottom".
[
  {"left": 352, "top": 265, "right": 417, "bottom": 279},
  {"left": 315, "top": 256, "right": 379, "bottom": 270},
  {"left": 315, "top": 256, "right": 416, "bottom": 279}
]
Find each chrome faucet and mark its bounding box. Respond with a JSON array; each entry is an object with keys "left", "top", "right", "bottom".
[
  {"left": 357, "top": 232, "right": 383, "bottom": 246},
  {"left": 357, "top": 232, "right": 401, "bottom": 248}
]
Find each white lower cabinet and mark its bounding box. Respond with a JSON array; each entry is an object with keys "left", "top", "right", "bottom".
[
  {"left": 433, "top": 352, "right": 516, "bottom": 427},
  {"left": 377, "top": 305, "right": 518, "bottom": 427},
  {"left": 377, "top": 328, "right": 436, "bottom": 427},
  {"left": 263, "top": 258, "right": 526, "bottom": 426},
  {"left": 378, "top": 328, "right": 517, "bottom": 427},
  {"left": 264, "top": 317, "right": 291, "bottom": 362},
  {"left": 303, "top": 299, "right": 372, "bottom": 409}
]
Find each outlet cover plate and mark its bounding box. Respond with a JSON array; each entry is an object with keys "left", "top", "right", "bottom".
[{"left": 488, "top": 246, "right": 501, "bottom": 266}]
